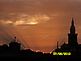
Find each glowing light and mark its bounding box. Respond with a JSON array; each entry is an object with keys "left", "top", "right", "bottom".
[
  {"left": 15, "top": 20, "right": 25, "bottom": 25},
  {"left": 0, "top": 20, "right": 13, "bottom": 24},
  {"left": 50, "top": 52, "right": 71, "bottom": 55},
  {"left": 14, "top": 14, "right": 50, "bottom": 25},
  {"left": 26, "top": 21, "right": 38, "bottom": 25},
  {"left": 0, "top": 14, "right": 50, "bottom": 26}
]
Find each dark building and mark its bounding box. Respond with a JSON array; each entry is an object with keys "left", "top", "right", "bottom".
[
  {"left": 54, "top": 18, "right": 81, "bottom": 55},
  {"left": 9, "top": 36, "right": 21, "bottom": 52},
  {"left": 68, "top": 18, "right": 78, "bottom": 46}
]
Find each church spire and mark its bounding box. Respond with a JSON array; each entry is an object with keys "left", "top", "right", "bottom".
[
  {"left": 68, "top": 18, "right": 78, "bottom": 46},
  {"left": 72, "top": 18, "right": 74, "bottom": 26},
  {"left": 70, "top": 18, "right": 75, "bottom": 34}
]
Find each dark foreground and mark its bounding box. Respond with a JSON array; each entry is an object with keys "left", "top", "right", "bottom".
[{"left": 0, "top": 49, "right": 81, "bottom": 61}]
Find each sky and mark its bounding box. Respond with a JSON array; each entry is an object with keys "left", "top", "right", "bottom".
[{"left": 0, "top": 0, "right": 81, "bottom": 52}]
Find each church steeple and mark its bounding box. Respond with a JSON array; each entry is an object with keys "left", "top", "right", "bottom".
[
  {"left": 70, "top": 18, "right": 75, "bottom": 34},
  {"left": 68, "top": 18, "right": 78, "bottom": 46}
]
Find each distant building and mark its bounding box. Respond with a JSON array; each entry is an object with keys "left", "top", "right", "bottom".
[
  {"left": 9, "top": 36, "right": 21, "bottom": 52},
  {"left": 53, "top": 18, "right": 81, "bottom": 55}
]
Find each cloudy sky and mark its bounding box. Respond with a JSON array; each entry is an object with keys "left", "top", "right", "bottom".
[{"left": 0, "top": 0, "right": 81, "bottom": 52}]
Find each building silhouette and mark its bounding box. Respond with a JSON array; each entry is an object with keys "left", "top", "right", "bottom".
[
  {"left": 54, "top": 18, "right": 81, "bottom": 55},
  {"left": 9, "top": 37, "right": 21, "bottom": 52},
  {"left": 68, "top": 18, "right": 78, "bottom": 46}
]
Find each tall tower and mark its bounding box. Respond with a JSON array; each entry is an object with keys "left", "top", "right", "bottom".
[{"left": 68, "top": 18, "right": 78, "bottom": 46}]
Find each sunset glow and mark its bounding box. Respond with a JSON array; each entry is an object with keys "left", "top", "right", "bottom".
[
  {"left": 0, "top": 14, "right": 50, "bottom": 26},
  {"left": 0, "top": 0, "right": 81, "bottom": 53}
]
